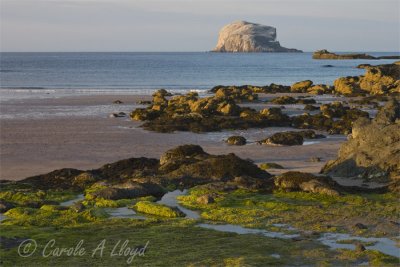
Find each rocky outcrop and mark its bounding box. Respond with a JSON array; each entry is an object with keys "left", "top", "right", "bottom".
[
  {"left": 313, "top": 50, "right": 377, "bottom": 60},
  {"left": 313, "top": 50, "right": 400, "bottom": 60},
  {"left": 212, "top": 21, "right": 301, "bottom": 53},
  {"left": 322, "top": 99, "right": 400, "bottom": 184},
  {"left": 333, "top": 62, "right": 400, "bottom": 95},
  {"left": 13, "top": 144, "right": 272, "bottom": 192}
]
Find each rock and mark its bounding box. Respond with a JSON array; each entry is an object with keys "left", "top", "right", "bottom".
[
  {"left": 72, "top": 172, "right": 100, "bottom": 189},
  {"left": 270, "top": 96, "right": 316, "bottom": 105},
  {"left": 259, "top": 131, "right": 304, "bottom": 146},
  {"left": 259, "top": 163, "right": 284, "bottom": 170},
  {"left": 307, "top": 84, "right": 332, "bottom": 95},
  {"left": 270, "top": 96, "right": 297, "bottom": 105},
  {"left": 0, "top": 200, "right": 14, "bottom": 213},
  {"left": 217, "top": 101, "right": 241, "bottom": 116},
  {"left": 212, "top": 21, "right": 301, "bottom": 53},
  {"left": 304, "top": 104, "right": 319, "bottom": 111},
  {"left": 196, "top": 195, "right": 215, "bottom": 205},
  {"left": 109, "top": 113, "right": 126, "bottom": 118},
  {"left": 274, "top": 171, "right": 340, "bottom": 196},
  {"left": 71, "top": 202, "right": 85, "bottom": 213},
  {"left": 291, "top": 80, "right": 313, "bottom": 93},
  {"left": 113, "top": 100, "right": 123, "bottom": 104},
  {"left": 159, "top": 145, "right": 209, "bottom": 172},
  {"left": 333, "top": 63, "right": 400, "bottom": 95},
  {"left": 299, "top": 179, "right": 339, "bottom": 196},
  {"left": 313, "top": 49, "right": 377, "bottom": 60},
  {"left": 226, "top": 136, "right": 247, "bottom": 146},
  {"left": 130, "top": 108, "right": 160, "bottom": 121},
  {"left": 93, "top": 182, "right": 164, "bottom": 200},
  {"left": 322, "top": 65, "right": 334, "bottom": 68},
  {"left": 322, "top": 99, "right": 400, "bottom": 183}
]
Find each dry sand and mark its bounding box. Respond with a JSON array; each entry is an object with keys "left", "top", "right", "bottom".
[{"left": 0, "top": 94, "right": 345, "bottom": 180}]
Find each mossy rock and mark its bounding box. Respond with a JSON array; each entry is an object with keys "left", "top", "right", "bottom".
[{"left": 134, "top": 201, "right": 185, "bottom": 218}]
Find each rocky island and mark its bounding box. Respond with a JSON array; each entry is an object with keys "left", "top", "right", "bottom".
[
  {"left": 212, "top": 21, "right": 302, "bottom": 53},
  {"left": 313, "top": 49, "right": 400, "bottom": 60}
]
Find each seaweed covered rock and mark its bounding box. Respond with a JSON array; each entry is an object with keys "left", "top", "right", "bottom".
[
  {"left": 270, "top": 96, "right": 316, "bottom": 105},
  {"left": 98, "top": 157, "right": 160, "bottom": 181},
  {"left": 13, "top": 145, "right": 272, "bottom": 192},
  {"left": 167, "top": 153, "right": 271, "bottom": 185},
  {"left": 274, "top": 171, "right": 340, "bottom": 196},
  {"left": 322, "top": 99, "right": 400, "bottom": 183},
  {"left": 21, "top": 169, "right": 84, "bottom": 190},
  {"left": 159, "top": 145, "right": 209, "bottom": 172},
  {"left": 307, "top": 84, "right": 332, "bottom": 95},
  {"left": 270, "top": 96, "right": 297, "bottom": 105},
  {"left": 259, "top": 131, "right": 304, "bottom": 146},
  {"left": 292, "top": 103, "right": 369, "bottom": 134},
  {"left": 290, "top": 80, "right": 313, "bottom": 93},
  {"left": 333, "top": 63, "right": 400, "bottom": 95},
  {"left": 226, "top": 136, "right": 247, "bottom": 146}
]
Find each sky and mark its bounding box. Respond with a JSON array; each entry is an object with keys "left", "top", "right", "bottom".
[{"left": 0, "top": 0, "right": 399, "bottom": 52}]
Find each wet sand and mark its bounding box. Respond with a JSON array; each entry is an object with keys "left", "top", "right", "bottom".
[{"left": 0, "top": 94, "right": 345, "bottom": 180}]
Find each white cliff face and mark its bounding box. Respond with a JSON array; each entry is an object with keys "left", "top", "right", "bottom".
[{"left": 212, "top": 21, "right": 301, "bottom": 53}]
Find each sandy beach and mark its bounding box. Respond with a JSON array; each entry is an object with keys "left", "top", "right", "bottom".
[{"left": 0, "top": 93, "right": 345, "bottom": 181}]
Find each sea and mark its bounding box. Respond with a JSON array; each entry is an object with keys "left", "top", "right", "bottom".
[{"left": 0, "top": 52, "right": 398, "bottom": 100}]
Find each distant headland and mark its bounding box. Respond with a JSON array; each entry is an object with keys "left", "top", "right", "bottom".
[{"left": 212, "top": 21, "right": 302, "bottom": 53}]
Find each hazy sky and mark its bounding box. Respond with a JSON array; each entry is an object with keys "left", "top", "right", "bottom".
[{"left": 1, "top": 0, "right": 399, "bottom": 52}]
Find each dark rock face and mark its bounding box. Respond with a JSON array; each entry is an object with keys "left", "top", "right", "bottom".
[
  {"left": 322, "top": 99, "right": 400, "bottom": 184},
  {"left": 212, "top": 21, "right": 301, "bottom": 53}
]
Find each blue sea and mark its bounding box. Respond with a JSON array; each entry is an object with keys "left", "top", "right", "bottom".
[{"left": 0, "top": 52, "right": 398, "bottom": 96}]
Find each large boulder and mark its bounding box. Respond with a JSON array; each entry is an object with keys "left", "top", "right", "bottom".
[
  {"left": 322, "top": 99, "right": 400, "bottom": 183},
  {"left": 212, "top": 21, "right": 301, "bottom": 53}
]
